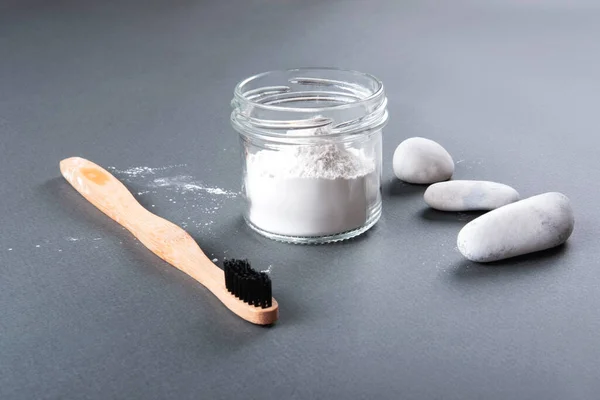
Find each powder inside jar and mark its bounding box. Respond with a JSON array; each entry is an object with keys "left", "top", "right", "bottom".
[{"left": 245, "top": 140, "right": 377, "bottom": 238}]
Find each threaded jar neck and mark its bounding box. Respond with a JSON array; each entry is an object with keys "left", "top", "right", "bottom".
[{"left": 231, "top": 68, "right": 388, "bottom": 142}]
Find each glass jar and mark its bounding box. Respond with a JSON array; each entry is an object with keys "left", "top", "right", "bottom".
[{"left": 231, "top": 68, "right": 388, "bottom": 244}]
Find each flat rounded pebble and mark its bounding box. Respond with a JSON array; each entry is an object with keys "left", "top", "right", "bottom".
[
  {"left": 393, "top": 137, "right": 454, "bottom": 184},
  {"left": 424, "top": 180, "right": 520, "bottom": 211},
  {"left": 457, "top": 192, "right": 574, "bottom": 262}
]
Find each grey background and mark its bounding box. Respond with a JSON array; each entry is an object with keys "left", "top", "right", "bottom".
[{"left": 1, "top": 0, "right": 599, "bottom": 399}]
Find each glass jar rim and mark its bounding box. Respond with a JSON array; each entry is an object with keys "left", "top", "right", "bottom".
[{"left": 233, "top": 67, "right": 385, "bottom": 113}]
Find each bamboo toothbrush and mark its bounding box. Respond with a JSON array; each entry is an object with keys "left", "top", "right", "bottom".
[{"left": 60, "top": 157, "right": 278, "bottom": 325}]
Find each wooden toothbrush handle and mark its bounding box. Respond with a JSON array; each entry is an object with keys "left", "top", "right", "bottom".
[
  {"left": 60, "top": 157, "right": 278, "bottom": 325},
  {"left": 59, "top": 157, "right": 222, "bottom": 287}
]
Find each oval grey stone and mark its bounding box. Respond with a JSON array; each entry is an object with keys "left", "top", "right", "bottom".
[
  {"left": 393, "top": 137, "right": 454, "bottom": 184},
  {"left": 457, "top": 192, "right": 574, "bottom": 262},
  {"left": 424, "top": 180, "right": 520, "bottom": 211}
]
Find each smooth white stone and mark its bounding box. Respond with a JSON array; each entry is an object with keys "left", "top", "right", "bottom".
[
  {"left": 424, "top": 180, "right": 520, "bottom": 211},
  {"left": 457, "top": 192, "right": 574, "bottom": 262},
  {"left": 393, "top": 137, "right": 454, "bottom": 184}
]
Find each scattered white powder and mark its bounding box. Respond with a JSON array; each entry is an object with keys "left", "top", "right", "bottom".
[
  {"left": 110, "top": 166, "right": 155, "bottom": 176},
  {"left": 105, "top": 165, "right": 237, "bottom": 236},
  {"left": 151, "top": 176, "right": 237, "bottom": 198},
  {"left": 8, "top": 248, "right": 12, "bottom": 251},
  {"left": 202, "top": 187, "right": 229, "bottom": 195},
  {"left": 212, "top": 258, "right": 218, "bottom": 262},
  {"left": 262, "top": 265, "right": 273, "bottom": 274},
  {"left": 246, "top": 141, "right": 377, "bottom": 237},
  {"left": 66, "top": 237, "right": 80, "bottom": 242},
  {"left": 108, "top": 164, "right": 186, "bottom": 178},
  {"left": 35, "top": 245, "right": 40, "bottom": 248},
  {"left": 461, "top": 158, "right": 484, "bottom": 170}
]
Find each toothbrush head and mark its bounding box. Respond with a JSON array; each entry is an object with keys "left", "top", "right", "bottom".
[{"left": 224, "top": 259, "right": 272, "bottom": 309}]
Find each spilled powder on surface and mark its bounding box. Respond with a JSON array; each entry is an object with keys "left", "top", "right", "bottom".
[
  {"left": 65, "top": 236, "right": 107, "bottom": 243},
  {"left": 151, "top": 175, "right": 238, "bottom": 198},
  {"left": 107, "top": 164, "right": 187, "bottom": 178},
  {"left": 458, "top": 158, "right": 484, "bottom": 170},
  {"left": 45, "top": 164, "right": 241, "bottom": 249},
  {"left": 262, "top": 265, "right": 274, "bottom": 274}
]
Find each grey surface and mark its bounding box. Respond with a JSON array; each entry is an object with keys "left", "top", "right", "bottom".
[{"left": 1, "top": 0, "right": 599, "bottom": 399}]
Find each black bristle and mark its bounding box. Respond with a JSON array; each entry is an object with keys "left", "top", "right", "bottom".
[{"left": 223, "top": 259, "right": 272, "bottom": 309}]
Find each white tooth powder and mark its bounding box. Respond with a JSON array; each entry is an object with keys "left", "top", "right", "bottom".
[
  {"left": 245, "top": 142, "right": 377, "bottom": 237},
  {"left": 232, "top": 69, "right": 388, "bottom": 242}
]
